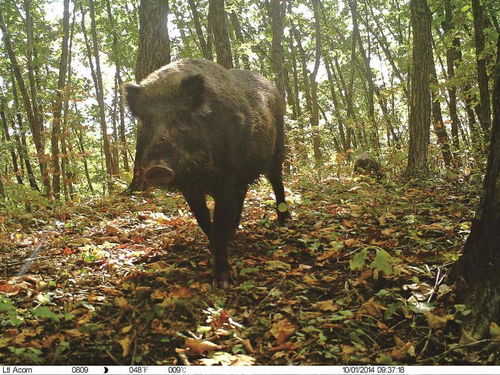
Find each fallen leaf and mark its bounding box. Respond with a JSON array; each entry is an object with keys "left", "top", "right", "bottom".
[
  {"left": 118, "top": 336, "right": 132, "bottom": 357},
  {"left": 270, "top": 318, "right": 297, "bottom": 344},
  {"left": 269, "top": 341, "right": 298, "bottom": 352},
  {"left": 424, "top": 311, "right": 453, "bottom": 329},
  {"left": 314, "top": 300, "right": 339, "bottom": 312},
  {"left": 115, "top": 297, "right": 132, "bottom": 310},
  {"left": 358, "top": 297, "right": 383, "bottom": 319},
  {"left": 185, "top": 337, "right": 221, "bottom": 356}
]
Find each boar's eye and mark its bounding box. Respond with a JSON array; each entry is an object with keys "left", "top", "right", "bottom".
[{"left": 124, "top": 83, "right": 143, "bottom": 117}]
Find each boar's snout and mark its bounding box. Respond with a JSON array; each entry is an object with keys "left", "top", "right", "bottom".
[{"left": 144, "top": 162, "right": 175, "bottom": 189}]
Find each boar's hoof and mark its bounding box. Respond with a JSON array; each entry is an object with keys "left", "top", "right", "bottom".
[
  {"left": 145, "top": 164, "right": 174, "bottom": 187},
  {"left": 214, "top": 263, "right": 232, "bottom": 289},
  {"left": 278, "top": 210, "right": 291, "bottom": 227}
]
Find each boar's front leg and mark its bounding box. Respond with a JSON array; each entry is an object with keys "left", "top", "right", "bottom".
[
  {"left": 182, "top": 190, "right": 212, "bottom": 239},
  {"left": 212, "top": 186, "right": 247, "bottom": 288}
]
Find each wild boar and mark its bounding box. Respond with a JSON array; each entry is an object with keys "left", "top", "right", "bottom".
[
  {"left": 124, "top": 58, "right": 290, "bottom": 288},
  {"left": 354, "top": 152, "right": 382, "bottom": 178}
]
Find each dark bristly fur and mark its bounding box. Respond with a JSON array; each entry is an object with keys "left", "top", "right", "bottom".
[{"left": 125, "top": 58, "right": 290, "bottom": 288}]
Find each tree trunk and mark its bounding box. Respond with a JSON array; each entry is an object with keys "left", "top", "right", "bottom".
[
  {"left": 269, "top": 0, "right": 286, "bottom": 101},
  {"left": 309, "top": 0, "right": 322, "bottom": 164},
  {"left": 0, "top": 107, "right": 24, "bottom": 185},
  {"left": 430, "top": 59, "right": 453, "bottom": 169},
  {"left": 350, "top": 0, "right": 378, "bottom": 151},
  {"left": 324, "top": 56, "right": 348, "bottom": 151},
  {"left": 188, "top": 0, "right": 213, "bottom": 60},
  {"left": 229, "top": 12, "right": 250, "bottom": 69},
  {"left": 405, "top": 0, "right": 432, "bottom": 178},
  {"left": 208, "top": 0, "right": 233, "bottom": 69},
  {"left": 452, "top": 35, "right": 500, "bottom": 341},
  {"left": 442, "top": 0, "right": 461, "bottom": 153},
  {"left": 83, "top": 0, "right": 114, "bottom": 182},
  {"left": 130, "top": 0, "right": 173, "bottom": 191},
  {"left": 50, "top": 0, "right": 71, "bottom": 200},
  {"left": 0, "top": 6, "right": 51, "bottom": 196},
  {"left": 471, "top": 0, "right": 492, "bottom": 135},
  {"left": 106, "top": 0, "right": 130, "bottom": 173},
  {"left": 136, "top": 0, "right": 171, "bottom": 82}
]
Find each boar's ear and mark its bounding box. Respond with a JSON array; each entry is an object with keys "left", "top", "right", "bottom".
[
  {"left": 124, "top": 83, "right": 143, "bottom": 117},
  {"left": 180, "top": 74, "right": 205, "bottom": 109}
]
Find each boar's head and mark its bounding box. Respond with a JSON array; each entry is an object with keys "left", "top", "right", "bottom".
[{"left": 125, "top": 73, "right": 212, "bottom": 191}]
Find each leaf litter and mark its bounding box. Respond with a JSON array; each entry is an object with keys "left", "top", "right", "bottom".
[{"left": 0, "top": 175, "right": 497, "bottom": 365}]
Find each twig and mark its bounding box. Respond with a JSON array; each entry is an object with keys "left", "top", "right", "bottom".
[{"left": 255, "top": 273, "right": 287, "bottom": 310}]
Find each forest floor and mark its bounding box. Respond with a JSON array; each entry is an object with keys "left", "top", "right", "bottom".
[{"left": 0, "top": 172, "right": 499, "bottom": 365}]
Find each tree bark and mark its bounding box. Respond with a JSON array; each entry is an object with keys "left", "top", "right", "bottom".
[
  {"left": 50, "top": 0, "right": 71, "bottom": 200},
  {"left": 0, "top": 6, "right": 51, "bottom": 196},
  {"left": 442, "top": 0, "right": 461, "bottom": 153},
  {"left": 309, "top": 0, "right": 323, "bottom": 164},
  {"left": 188, "top": 0, "right": 213, "bottom": 60},
  {"left": 350, "top": 0, "right": 379, "bottom": 151},
  {"left": 0, "top": 106, "right": 24, "bottom": 185},
  {"left": 83, "top": 0, "right": 114, "bottom": 181},
  {"left": 430, "top": 62, "right": 453, "bottom": 169},
  {"left": 452, "top": 34, "right": 500, "bottom": 341},
  {"left": 106, "top": 0, "right": 130, "bottom": 173},
  {"left": 471, "top": 0, "right": 492, "bottom": 135},
  {"left": 405, "top": 0, "right": 432, "bottom": 178},
  {"left": 136, "top": 0, "right": 171, "bottom": 82},
  {"left": 208, "top": 0, "right": 233, "bottom": 69},
  {"left": 229, "top": 12, "right": 250, "bottom": 69}
]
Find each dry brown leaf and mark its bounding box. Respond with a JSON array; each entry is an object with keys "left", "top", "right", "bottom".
[
  {"left": 268, "top": 341, "right": 299, "bottom": 352},
  {"left": 317, "top": 249, "right": 341, "bottom": 261},
  {"left": 424, "top": 311, "right": 453, "bottom": 329},
  {"left": 115, "top": 297, "right": 132, "bottom": 310},
  {"left": 118, "top": 336, "right": 132, "bottom": 357},
  {"left": 314, "top": 300, "right": 339, "bottom": 312},
  {"left": 390, "top": 341, "right": 415, "bottom": 360},
  {"left": 358, "top": 297, "right": 383, "bottom": 319},
  {"left": 242, "top": 339, "right": 254, "bottom": 353},
  {"left": 270, "top": 318, "right": 297, "bottom": 344},
  {"left": 185, "top": 337, "right": 221, "bottom": 356},
  {"left": 170, "top": 286, "right": 194, "bottom": 299}
]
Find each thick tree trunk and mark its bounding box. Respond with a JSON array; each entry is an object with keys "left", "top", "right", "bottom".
[
  {"left": 50, "top": 0, "right": 71, "bottom": 200},
  {"left": 136, "top": 0, "right": 171, "bottom": 82},
  {"left": 405, "top": 0, "right": 432, "bottom": 178},
  {"left": 452, "top": 35, "right": 500, "bottom": 341},
  {"left": 208, "top": 0, "right": 233, "bottom": 69},
  {"left": 471, "top": 0, "right": 492, "bottom": 135},
  {"left": 269, "top": 0, "right": 286, "bottom": 101}
]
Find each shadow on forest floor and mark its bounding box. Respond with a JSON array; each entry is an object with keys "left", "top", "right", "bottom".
[{"left": 0, "top": 175, "right": 498, "bottom": 365}]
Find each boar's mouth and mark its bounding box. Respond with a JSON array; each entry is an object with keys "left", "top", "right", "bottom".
[{"left": 144, "top": 163, "right": 175, "bottom": 189}]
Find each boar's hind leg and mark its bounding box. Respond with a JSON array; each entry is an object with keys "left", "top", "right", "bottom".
[
  {"left": 267, "top": 170, "right": 290, "bottom": 226},
  {"left": 211, "top": 187, "right": 247, "bottom": 288},
  {"left": 182, "top": 191, "right": 212, "bottom": 239}
]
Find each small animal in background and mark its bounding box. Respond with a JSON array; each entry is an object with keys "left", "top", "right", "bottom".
[{"left": 353, "top": 152, "right": 383, "bottom": 178}]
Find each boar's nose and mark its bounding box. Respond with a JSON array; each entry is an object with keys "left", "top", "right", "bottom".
[{"left": 144, "top": 162, "right": 174, "bottom": 187}]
